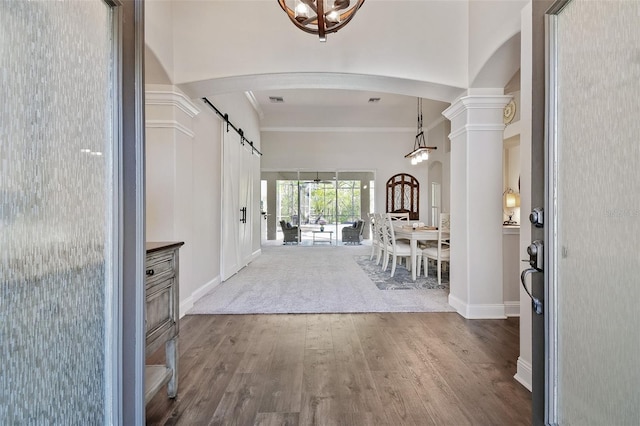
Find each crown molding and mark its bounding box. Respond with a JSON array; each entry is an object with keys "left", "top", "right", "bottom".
[
  {"left": 260, "top": 126, "right": 415, "bottom": 133},
  {"left": 244, "top": 91, "right": 264, "bottom": 120},
  {"left": 146, "top": 119, "right": 195, "bottom": 138},
  {"left": 145, "top": 90, "right": 200, "bottom": 118},
  {"left": 443, "top": 95, "right": 512, "bottom": 121}
]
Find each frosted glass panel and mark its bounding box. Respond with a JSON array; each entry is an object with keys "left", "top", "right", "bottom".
[
  {"left": 555, "top": 0, "right": 640, "bottom": 423},
  {"left": 0, "top": 0, "right": 114, "bottom": 423}
]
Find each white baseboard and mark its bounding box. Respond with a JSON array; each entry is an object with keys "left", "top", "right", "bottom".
[
  {"left": 514, "top": 357, "right": 533, "bottom": 391},
  {"left": 448, "top": 293, "right": 466, "bottom": 315},
  {"left": 504, "top": 301, "right": 520, "bottom": 317},
  {"left": 448, "top": 294, "right": 507, "bottom": 319},
  {"left": 179, "top": 297, "right": 194, "bottom": 319},
  {"left": 179, "top": 275, "right": 221, "bottom": 318},
  {"left": 193, "top": 276, "right": 221, "bottom": 301},
  {"left": 251, "top": 248, "right": 261, "bottom": 262}
]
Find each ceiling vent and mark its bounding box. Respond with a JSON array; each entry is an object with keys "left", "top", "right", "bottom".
[{"left": 269, "top": 96, "right": 284, "bottom": 103}]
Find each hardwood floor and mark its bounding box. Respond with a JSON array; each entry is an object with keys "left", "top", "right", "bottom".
[{"left": 146, "top": 313, "right": 531, "bottom": 425}]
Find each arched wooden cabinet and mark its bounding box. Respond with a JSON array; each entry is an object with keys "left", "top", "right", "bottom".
[{"left": 386, "top": 173, "right": 419, "bottom": 220}]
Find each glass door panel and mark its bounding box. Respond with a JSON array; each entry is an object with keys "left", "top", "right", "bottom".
[
  {"left": 276, "top": 176, "right": 300, "bottom": 241},
  {"left": 1, "top": 0, "right": 117, "bottom": 422},
  {"left": 548, "top": 0, "right": 640, "bottom": 423},
  {"left": 271, "top": 171, "right": 374, "bottom": 244},
  {"left": 277, "top": 180, "right": 298, "bottom": 225},
  {"left": 336, "top": 171, "right": 374, "bottom": 242},
  {"left": 300, "top": 171, "right": 336, "bottom": 243}
]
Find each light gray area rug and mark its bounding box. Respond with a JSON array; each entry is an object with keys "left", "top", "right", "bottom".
[{"left": 188, "top": 244, "right": 455, "bottom": 314}]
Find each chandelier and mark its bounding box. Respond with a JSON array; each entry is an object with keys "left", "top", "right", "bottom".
[
  {"left": 278, "top": 0, "right": 366, "bottom": 42},
  {"left": 405, "top": 98, "right": 437, "bottom": 165}
]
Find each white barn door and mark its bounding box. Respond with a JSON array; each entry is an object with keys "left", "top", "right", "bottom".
[
  {"left": 221, "top": 129, "right": 255, "bottom": 281},
  {"left": 238, "top": 142, "right": 254, "bottom": 267},
  {"left": 221, "top": 129, "right": 241, "bottom": 281}
]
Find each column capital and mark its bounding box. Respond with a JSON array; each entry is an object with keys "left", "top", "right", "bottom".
[
  {"left": 145, "top": 85, "right": 201, "bottom": 118},
  {"left": 442, "top": 94, "right": 512, "bottom": 122}
]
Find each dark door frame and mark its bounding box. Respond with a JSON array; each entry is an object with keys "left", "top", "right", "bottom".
[
  {"left": 530, "top": 1, "right": 554, "bottom": 424},
  {"left": 120, "top": 0, "right": 146, "bottom": 424}
]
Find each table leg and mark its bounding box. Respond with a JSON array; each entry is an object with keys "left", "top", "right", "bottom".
[
  {"left": 166, "top": 337, "right": 178, "bottom": 398},
  {"left": 410, "top": 239, "right": 417, "bottom": 281}
]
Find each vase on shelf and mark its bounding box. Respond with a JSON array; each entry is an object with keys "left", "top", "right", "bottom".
[{"left": 320, "top": 225, "right": 324, "bottom": 231}]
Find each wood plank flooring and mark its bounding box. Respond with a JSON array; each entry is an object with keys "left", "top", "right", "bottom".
[{"left": 146, "top": 313, "right": 531, "bottom": 425}]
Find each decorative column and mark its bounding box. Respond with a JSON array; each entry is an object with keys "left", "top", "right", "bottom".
[
  {"left": 267, "top": 177, "right": 278, "bottom": 240},
  {"left": 443, "top": 92, "right": 511, "bottom": 319},
  {"left": 360, "top": 179, "right": 371, "bottom": 239}
]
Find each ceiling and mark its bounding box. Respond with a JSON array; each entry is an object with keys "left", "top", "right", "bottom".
[
  {"left": 146, "top": 1, "right": 524, "bottom": 132},
  {"left": 249, "top": 88, "right": 450, "bottom": 130}
]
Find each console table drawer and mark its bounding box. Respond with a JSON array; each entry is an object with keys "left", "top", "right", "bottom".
[{"left": 145, "top": 251, "right": 175, "bottom": 282}]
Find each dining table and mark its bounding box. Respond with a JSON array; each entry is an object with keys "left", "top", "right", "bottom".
[{"left": 393, "top": 225, "right": 449, "bottom": 281}]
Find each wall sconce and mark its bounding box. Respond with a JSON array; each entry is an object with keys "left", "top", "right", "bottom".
[{"left": 503, "top": 188, "right": 520, "bottom": 225}]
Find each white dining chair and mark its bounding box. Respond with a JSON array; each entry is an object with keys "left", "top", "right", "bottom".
[
  {"left": 373, "top": 213, "right": 387, "bottom": 265},
  {"left": 381, "top": 213, "right": 420, "bottom": 277},
  {"left": 421, "top": 213, "right": 450, "bottom": 285},
  {"left": 388, "top": 211, "right": 411, "bottom": 246},
  {"left": 387, "top": 212, "right": 410, "bottom": 222},
  {"left": 368, "top": 213, "right": 378, "bottom": 260}
]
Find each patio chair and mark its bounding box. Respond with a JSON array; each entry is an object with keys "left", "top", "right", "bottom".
[
  {"left": 342, "top": 219, "right": 365, "bottom": 244},
  {"left": 279, "top": 220, "right": 299, "bottom": 244}
]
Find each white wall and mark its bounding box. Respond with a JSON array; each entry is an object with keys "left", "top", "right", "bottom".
[
  {"left": 145, "top": 85, "right": 219, "bottom": 315},
  {"left": 515, "top": 0, "right": 533, "bottom": 391},
  {"left": 428, "top": 119, "right": 452, "bottom": 213},
  {"left": 190, "top": 107, "right": 223, "bottom": 302},
  {"left": 145, "top": 0, "right": 174, "bottom": 83},
  {"left": 468, "top": 0, "right": 528, "bottom": 86},
  {"left": 261, "top": 125, "right": 450, "bottom": 222},
  {"left": 503, "top": 229, "right": 521, "bottom": 315}
]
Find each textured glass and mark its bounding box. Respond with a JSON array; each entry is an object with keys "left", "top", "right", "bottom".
[
  {"left": 0, "top": 0, "right": 114, "bottom": 423},
  {"left": 556, "top": 0, "right": 640, "bottom": 423}
]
